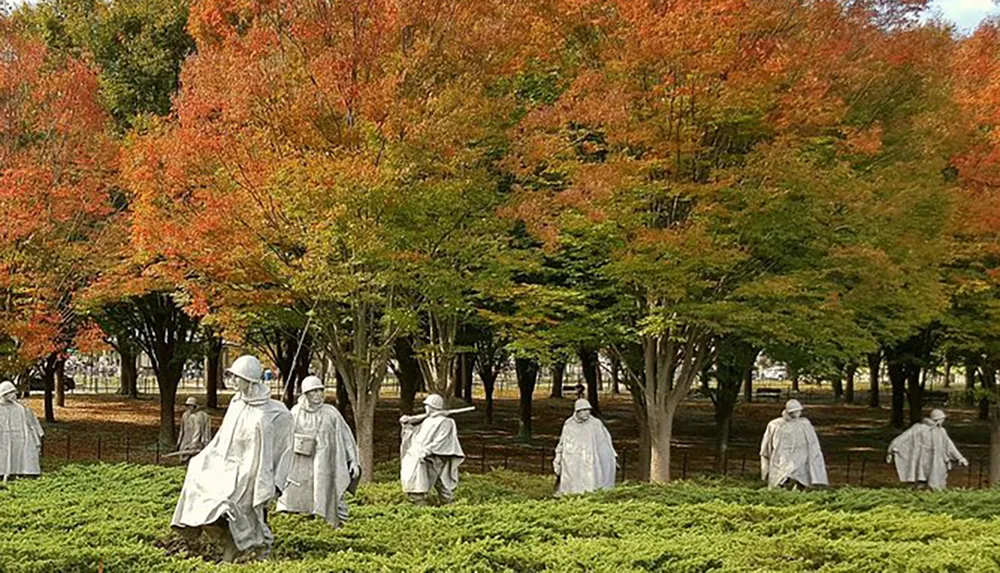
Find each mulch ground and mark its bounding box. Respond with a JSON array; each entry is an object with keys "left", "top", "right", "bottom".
[{"left": 24, "top": 385, "right": 994, "bottom": 487}]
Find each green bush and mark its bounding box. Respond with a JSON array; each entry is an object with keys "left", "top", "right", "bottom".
[{"left": 2, "top": 464, "right": 1000, "bottom": 572}]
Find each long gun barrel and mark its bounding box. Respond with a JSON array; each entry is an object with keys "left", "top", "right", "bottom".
[{"left": 399, "top": 406, "right": 475, "bottom": 425}]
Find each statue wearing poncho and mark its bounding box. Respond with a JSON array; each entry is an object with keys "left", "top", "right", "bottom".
[
  {"left": 760, "top": 399, "right": 828, "bottom": 489},
  {"left": 0, "top": 381, "right": 43, "bottom": 481},
  {"left": 177, "top": 397, "right": 212, "bottom": 462},
  {"left": 400, "top": 394, "right": 465, "bottom": 505},
  {"left": 277, "top": 376, "right": 361, "bottom": 526},
  {"left": 887, "top": 408, "right": 967, "bottom": 491},
  {"left": 171, "top": 356, "right": 293, "bottom": 561},
  {"left": 553, "top": 399, "right": 616, "bottom": 495}
]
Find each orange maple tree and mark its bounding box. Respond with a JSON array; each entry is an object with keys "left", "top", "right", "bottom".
[{"left": 0, "top": 19, "right": 118, "bottom": 422}]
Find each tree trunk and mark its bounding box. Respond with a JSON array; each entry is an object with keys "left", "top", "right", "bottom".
[
  {"left": 118, "top": 347, "right": 138, "bottom": 398},
  {"left": 42, "top": 353, "right": 57, "bottom": 423},
  {"left": 845, "top": 363, "right": 857, "bottom": 404},
  {"left": 907, "top": 367, "right": 924, "bottom": 427},
  {"left": 831, "top": 375, "right": 844, "bottom": 401},
  {"left": 462, "top": 354, "right": 474, "bottom": 405},
  {"left": 515, "top": 357, "right": 539, "bottom": 440},
  {"left": 394, "top": 337, "right": 422, "bottom": 415},
  {"left": 715, "top": 407, "right": 733, "bottom": 473},
  {"left": 991, "top": 400, "right": 1000, "bottom": 486},
  {"left": 579, "top": 347, "right": 602, "bottom": 417},
  {"left": 649, "top": 410, "right": 674, "bottom": 483},
  {"left": 610, "top": 354, "right": 621, "bottom": 395},
  {"left": 550, "top": 362, "right": 565, "bottom": 398},
  {"left": 789, "top": 365, "right": 800, "bottom": 393},
  {"left": 888, "top": 360, "right": 906, "bottom": 429},
  {"left": 205, "top": 336, "right": 222, "bottom": 409},
  {"left": 353, "top": 390, "right": 378, "bottom": 483},
  {"left": 55, "top": 357, "right": 67, "bottom": 408},
  {"left": 482, "top": 371, "right": 497, "bottom": 425},
  {"left": 336, "top": 371, "right": 352, "bottom": 421},
  {"left": 157, "top": 368, "right": 182, "bottom": 449},
  {"left": 868, "top": 352, "right": 881, "bottom": 408},
  {"left": 453, "top": 358, "right": 464, "bottom": 400},
  {"left": 982, "top": 366, "right": 996, "bottom": 422},
  {"left": 943, "top": 358, "right": 951, "bottom": 389},
  {"left": 744, "top": 368, "right": 753, "bottom": 403},
  {"left": 630, "top": 387, "right": 651, "bottom": 481}
]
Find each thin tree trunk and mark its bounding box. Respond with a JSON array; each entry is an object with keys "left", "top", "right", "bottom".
[
  {"left": 55, "top": 357, "right": 67, "bottom": 408},
  {"left": 907, "top": 368, "right": 923, "bottom": 427},
  {"left": 394, "top": 337, "right": 422, "bottom": 415},
  {"left": 982, "top": 366, "right": 996, "bottom": 422},
  {"left": 868, "top": 352, "right": 881, "bottom": 408},
  {"left": 610, "top": 354, "right": 621, "bottom": 395},
  {"left": 550, "top": 362, "right": 565, "bottom": 398},
  {"left": 744, "top": 368, "right": 753, "bottom": 403},
  {"left": 336, "top": 371, "right": 352, "bottom": 421},
  {"left": 515, "top": 358, "right": 539, "bottom": 440},
  {"left": 580, "top": 347, "right": 602, "bottom": 417},
  {"left": 845, "top": 363, "right": 857, "bottom": 404},
  {"left": 991, "top": 400, "right": 1000, "bottom": 486},
  {"left": 42, "top": 353, "right": 57, "bottom": 423},
  {"left": 888, "top": 361, "right": 906, "bottom": 429},
  {"left": 353, "top": 391, "right": 377, "bottom": 483},
  {"left": 157, "top": 368, "right": 182, "bottom": 449},
  {"left": 205, "top": 337, "right": 222, "bottom": 409},
  {"left": 119, "top": 347, "right": 138, "bottom": 397},
  {"left": 462, "top": 354, "right": 474, "bottom": 405},
  {"left": 631, "top": 388, "right": 651, "bottom": 481},
  {"left": 943, "top": 358, "right": 951, "bottom": 389},
  {"left": 790, "top": 365, "right": 800, "bottom": 393},
  {"left": 482, "top": 371, "right": 497, "bottom": 425}
]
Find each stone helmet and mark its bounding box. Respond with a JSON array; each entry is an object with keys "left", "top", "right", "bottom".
[
  {"left": 423, "top": 393, "right": 446, "bottom": 411},
  {"left": 784, "top": 399, "right": 804, "bottom": 415},
  {"left": 574, "top": 398, "right": 593, "bottom": 412},
  {"left": 930, "top": 409, "right": 946, "bottom": 422},
  {"left": 301, "top": 375, "right": 325, "bottom": 394},
  {"left": 0, "top": 381, "right": 15, "bottom": 398},
  {"left": 184, "top": 397, "right": 198, "bottom": 407},
  {"left": 226, "top": 355, "right": 263, "bottom": 383}
]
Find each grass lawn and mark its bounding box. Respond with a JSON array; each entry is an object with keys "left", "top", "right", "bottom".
[{"left": 2, "top": 463, "right": 1000, "bottom": 572}]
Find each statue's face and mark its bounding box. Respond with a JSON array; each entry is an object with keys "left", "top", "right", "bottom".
[
  {"left": 186, "top": 405, "right": 196, "bottom": 412},
  {"left": 575, "top": 409, "right": 591, "bottom": 423},
  {"left": 424, "top": 404, "right": 433, "bottom": 415},
  {"left": 0, "top": 391, "right": 15, "bottom": 404},
  {"left": 306, "top": 389, "right": 324, "bottom": 406},
  {"left": 789, "top": 410, "right": 802, "bottom": 419}
]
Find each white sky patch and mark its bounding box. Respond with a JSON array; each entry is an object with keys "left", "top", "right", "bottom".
[{"left": 928, "top": 0, "right": 1000, "bottom": 32}]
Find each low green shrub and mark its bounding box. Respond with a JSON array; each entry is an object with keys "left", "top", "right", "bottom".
[{"left": 1, "top": 464, "right": 999, "bottom": 572}]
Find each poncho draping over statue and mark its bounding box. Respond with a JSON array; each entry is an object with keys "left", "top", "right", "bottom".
[
  {"left": 554, "top": 416, "right": 617, "bottom": 495},
  {"left": 0, "top": 399, "right": 43, "bottom": 479},
  {"left": 277, "top": 398, "right": 359, "bottom": 526},
  {"left": 177, "top": 409, "right": 212, "bottom": 461},
  {"left": 171, "top": 382, "right": 293, "bottom": 552},
  {"left": 888, "top": 419, "right": 966, "bottom": 490},
  {"left": 400, "top": 415, "right": 464, "bottom": 495},
  {"left": 760, "top": 414, "right": 828, "bottom": 488}
]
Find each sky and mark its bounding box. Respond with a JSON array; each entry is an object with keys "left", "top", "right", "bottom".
[{"left": 929, "top": 0, "right": 1000, "bottom": 32}]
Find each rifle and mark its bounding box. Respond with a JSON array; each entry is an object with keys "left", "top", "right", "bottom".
[
  {"left": 399, "top": 406, "right": 475, "bottom": 425},
  {"left": 163, "top": 449, "right": 203, "bottom": 459}
]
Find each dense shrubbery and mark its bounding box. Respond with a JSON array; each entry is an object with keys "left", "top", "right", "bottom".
[{"left": 2, "top": 464, "right": 1000, "bottom": 572}]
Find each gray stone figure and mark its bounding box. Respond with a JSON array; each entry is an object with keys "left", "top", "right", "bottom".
[
  {"left": 399, "top": 394, "right": 465, "bottom": 505},
  {"left": 887, "top": 408, "right": 968, "bottom": 491},
  {"left": 177, "top": 397, "right": 212, "bottom": 463},
  {"left": 171, "top": 355, "right": 293, "bottom": 561},
  {"left": 277, "top": 375, "right": 360, "bottom": 526},
  {"left": 760, "top": 399, "right": 828, "bottom": 489},
  {"left": 0, "top": 381, "right": 43, "bottom": 481},
  {"left": 553, "top": 399, "right": 617, "bottom": 496}
]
